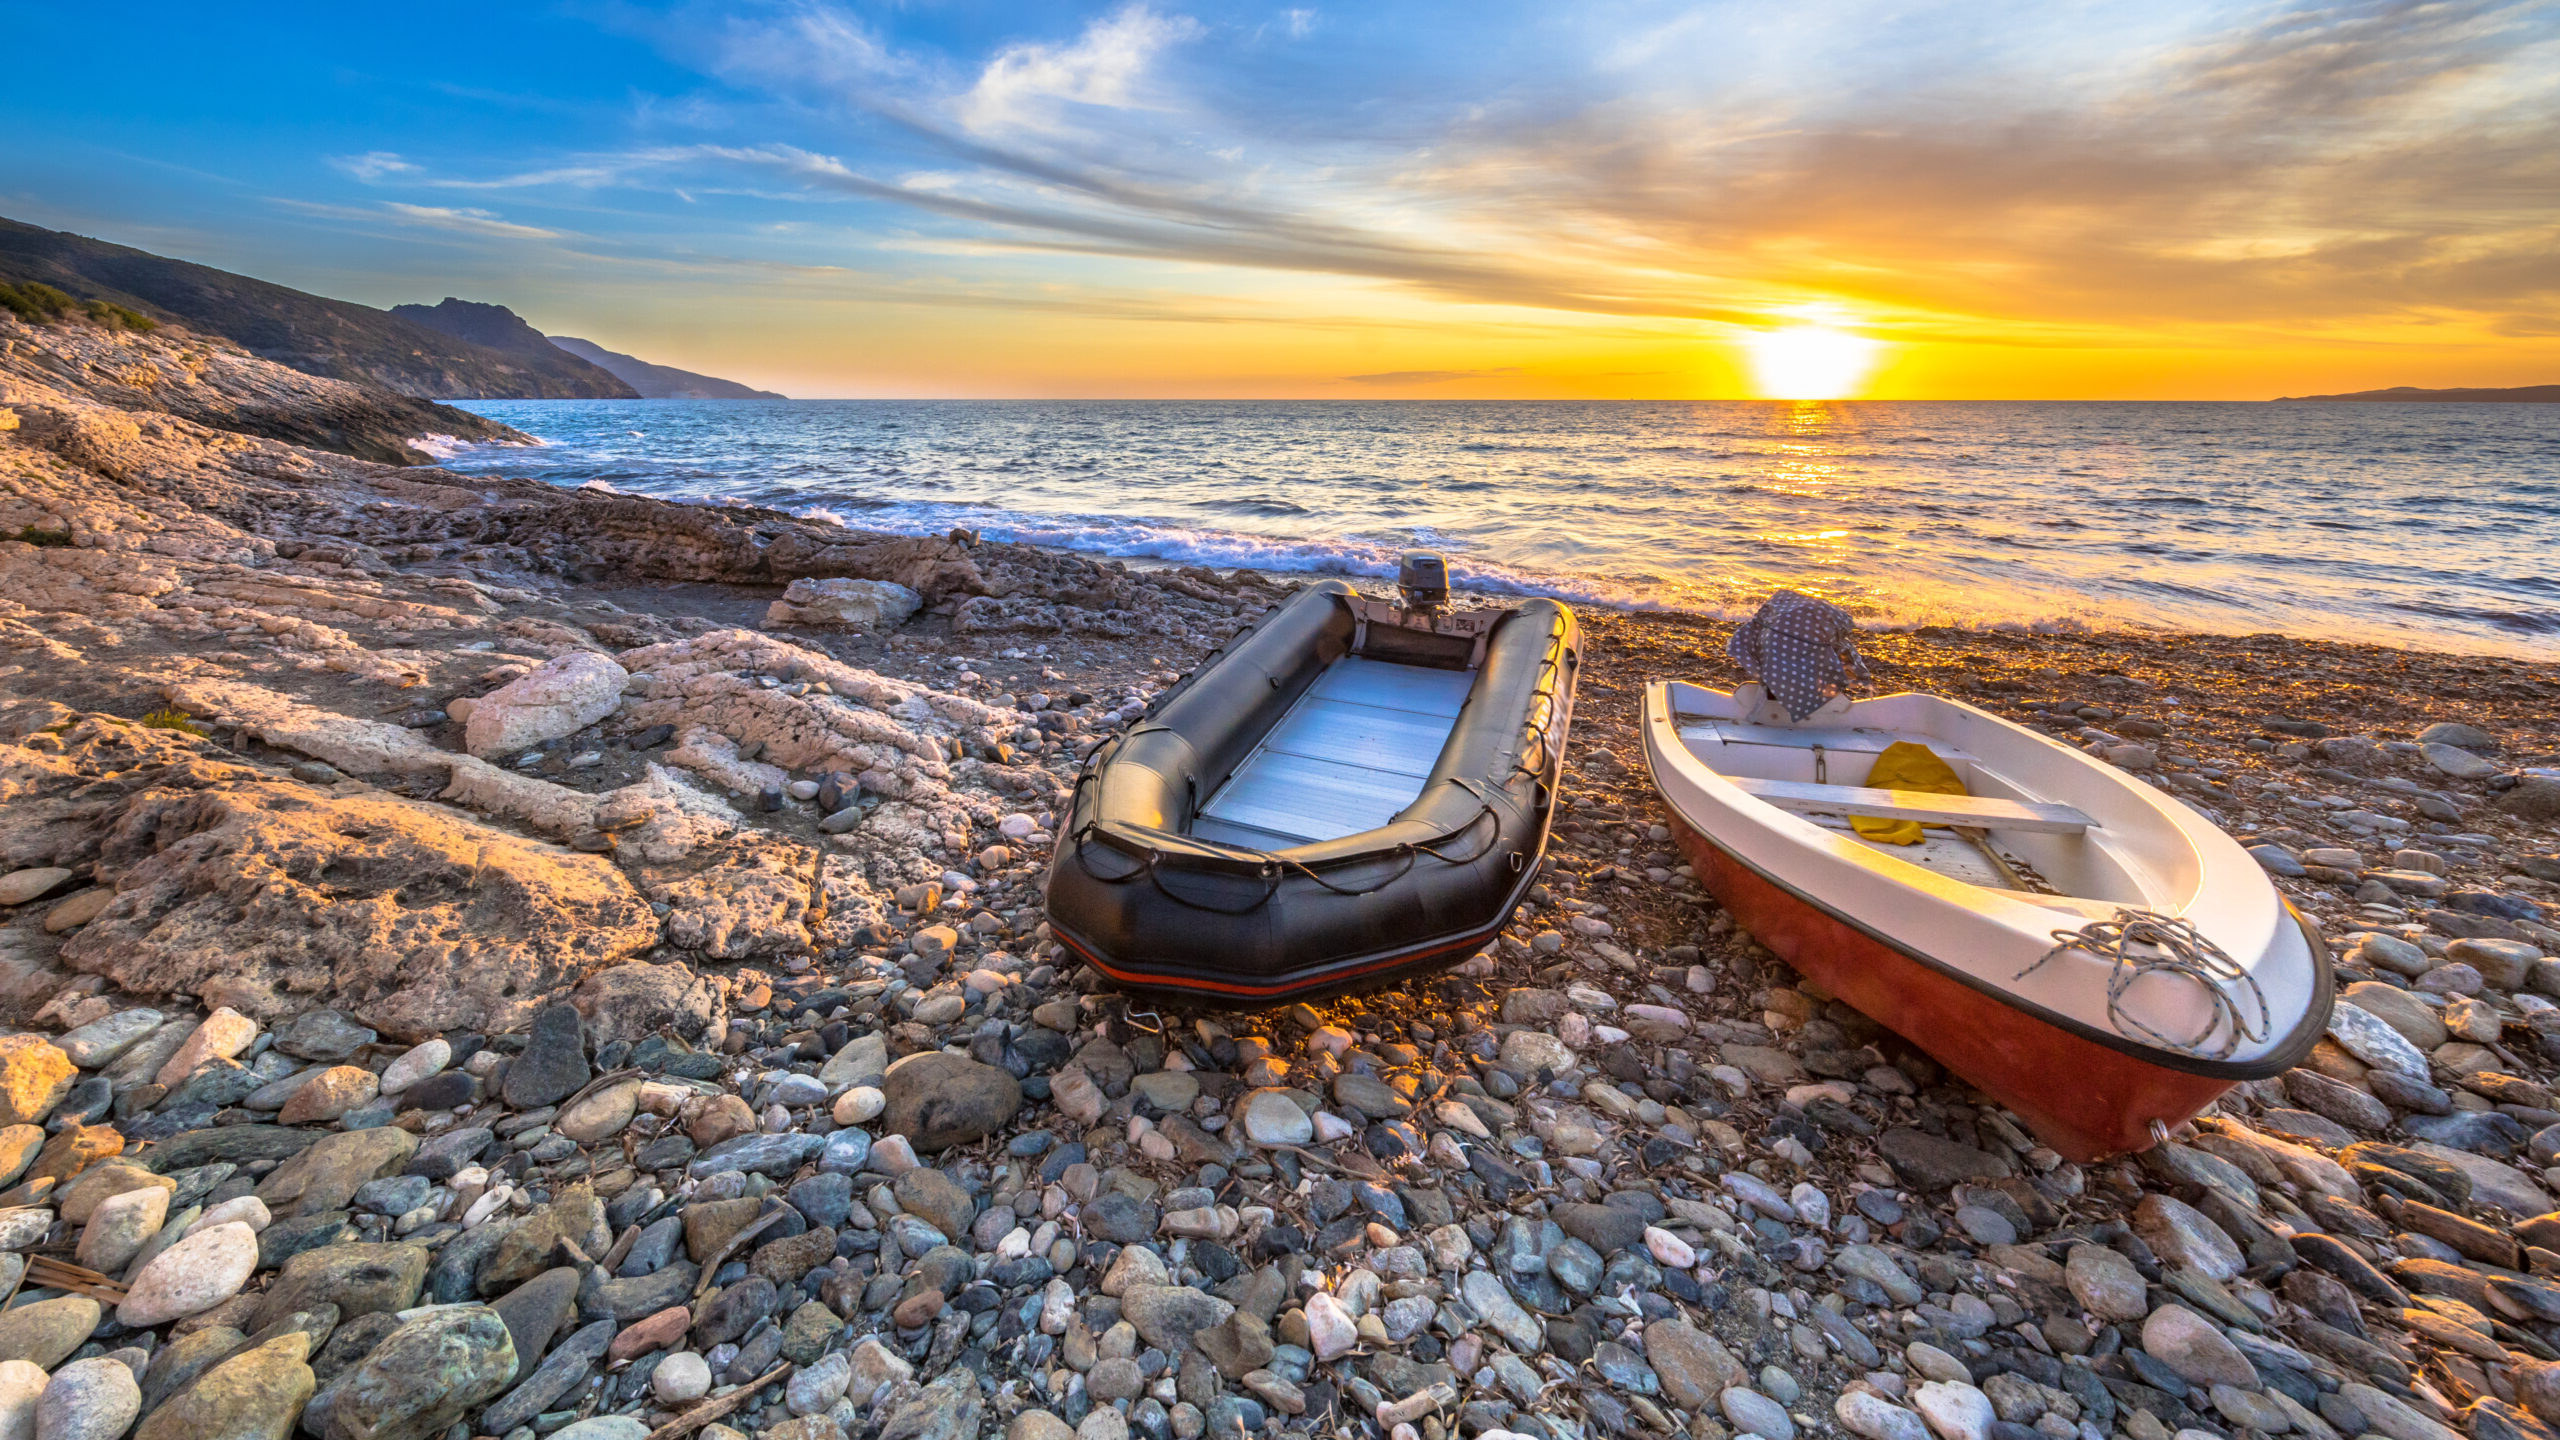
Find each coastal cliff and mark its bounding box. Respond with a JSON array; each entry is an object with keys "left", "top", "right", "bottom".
[{"left": 4, "top": 311, "right": 2560, "bottom": 1440}]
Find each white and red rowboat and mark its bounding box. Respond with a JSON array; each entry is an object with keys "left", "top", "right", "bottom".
[{"left": 1642, "top": 680, "right": 2332, "bottom": 1161}]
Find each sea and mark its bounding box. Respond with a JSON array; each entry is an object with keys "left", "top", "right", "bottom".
[{"left": 430, "top": 399, "right": 2560, "bottom": 657}]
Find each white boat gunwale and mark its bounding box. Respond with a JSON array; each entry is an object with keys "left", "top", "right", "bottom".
[{"left": 1643, "top": 680, "right": 2333, "bottom": 1080}]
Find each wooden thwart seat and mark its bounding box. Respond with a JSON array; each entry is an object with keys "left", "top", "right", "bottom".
[{"left": 1728, "top": 776, "right": 2096, "bottom": 835}]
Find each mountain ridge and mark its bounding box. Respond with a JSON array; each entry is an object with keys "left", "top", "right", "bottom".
[
  {"left": 0, "top": 216, "right": 636, "bottom": 400},
  {"left": 547, "top": 335, "right": 784, "bottom": 399},
  {"left": 2276, "top": 383, "right": 2560, "bottom": 402}
]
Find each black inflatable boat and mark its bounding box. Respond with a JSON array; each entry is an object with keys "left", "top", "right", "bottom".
[{"left": 1045, "top": 557, "right": 1580, "bottom": 1003}]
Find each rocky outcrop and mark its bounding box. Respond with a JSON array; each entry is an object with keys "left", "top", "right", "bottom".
[
  {"left": 0, "top": 712, "right": 658, "bottom": 1037},
  {"left": 0, "top": 310, "right": 1273, "bottom": 1033}
]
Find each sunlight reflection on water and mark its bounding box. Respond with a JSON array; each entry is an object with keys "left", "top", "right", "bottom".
[{"left": 442, "top": 398, "right": 2560, "bottom": 656}]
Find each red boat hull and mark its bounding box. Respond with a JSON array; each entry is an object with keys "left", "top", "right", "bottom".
[{"left": 1672, "top": 814, "right": 2236, "bottom": 1162}]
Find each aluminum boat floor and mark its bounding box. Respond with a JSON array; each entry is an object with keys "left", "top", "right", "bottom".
[{"left": 1194, "top": 657, "right": 1473, "bottom": 848}]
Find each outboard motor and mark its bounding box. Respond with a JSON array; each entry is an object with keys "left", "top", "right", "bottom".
[{"left": 1397, "top": 550, "right": 1450, "bottom": 614}]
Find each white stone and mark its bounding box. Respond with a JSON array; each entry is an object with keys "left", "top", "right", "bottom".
[
  {"left": 1837, "top": 1393, "right": 1932, "bottom": 1440},
  {"left": 1305, "top": 1293, "right": 1358, "bottom": 1361},
  {"left": 464, "top": 651, "right": 629, "bottom": 758},
  {"left": 654, "top": 1352, "right": 712, "bottom": 1403},
  {"left": 1645, "top": 1227, "right": 1697, "bottom": 1268},
  {"left": 833, "top": 1086, "right": 885, "bottom": 1125},
  {"left": 116, "top": 1220, "right": 256, "bottom": 1326},
  {"left": 1242, "top": 1089, "right": 1314, "bottom": 1146},
  {"left": 1912, "top": 1381, "right": 1996, "bottom": 1440},
  {"left": 1721, "top": 1386, "right": 1796, "bottom": 1440},
  {"left": 0, "top": 1360, "right": 44, "bottom": 1440},
  {"left": 2325, "top": 1002, "right": 2429, "bottom": 1077},
  {"left": 378, "top": 1038, "right": 451, "bottom": 1094}
]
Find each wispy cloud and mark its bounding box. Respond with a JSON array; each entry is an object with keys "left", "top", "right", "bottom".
[
  {"left": 962, "top": 5, "right": 1204, "bottom": 133},
  {"left": 331, "top": 151, "right": 418, "bottom": 182},
  {"left": 275, "top": 198, "right": 568, "bottom": 242},
  {"left": 378, "top": 203, "right": 565, "bottom": 239}
]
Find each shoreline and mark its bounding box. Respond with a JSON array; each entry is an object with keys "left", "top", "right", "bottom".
[{"left": 6, "top": 314, "right": 2560, "bottom": 1440}]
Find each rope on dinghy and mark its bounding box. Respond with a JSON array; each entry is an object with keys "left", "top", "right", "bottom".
[{"left": 2013, "top": 908, "right": 2270, "bottom": 1060}]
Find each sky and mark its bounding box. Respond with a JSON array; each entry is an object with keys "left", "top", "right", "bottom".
[{"left": 3, "top": 0, "right": 2556, "bottom": 399}]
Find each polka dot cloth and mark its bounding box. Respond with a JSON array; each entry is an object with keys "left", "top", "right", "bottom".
[{"left": 1727, "top": 589, "right": 1870, "bottom": 722}]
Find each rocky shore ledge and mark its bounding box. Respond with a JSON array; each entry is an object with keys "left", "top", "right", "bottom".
[{"left": 5, "top": 313, "right": 2560, "bottom": 1440}]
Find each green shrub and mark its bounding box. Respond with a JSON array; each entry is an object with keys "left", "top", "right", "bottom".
[
  {"left": 0, "top": 281, "right": 76, "bottom": 322},
  {"left": 140, "top": 707, "right": 207, "bottom": 735},
  {"left": 83, "top": 299, "right": 156, "bottom": 332},
  {"left": 0, "top": 282, "right": 158, "bottom": 331},
  {"left": 9, "top": 526, "right": 72, "bottom": 547}
]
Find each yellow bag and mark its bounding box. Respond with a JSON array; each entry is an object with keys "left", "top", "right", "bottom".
[{"left": 1850, "top": 741, "right": 1967, "bottom": 845}]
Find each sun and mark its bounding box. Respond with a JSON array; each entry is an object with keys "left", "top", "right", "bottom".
[{"left": 1744, "top": 313, "right": 1885, "bottom": 399}]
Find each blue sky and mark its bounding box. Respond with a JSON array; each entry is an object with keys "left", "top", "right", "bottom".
[{"left": 5, "top": 1, "right": 2555, "bottom": 397}]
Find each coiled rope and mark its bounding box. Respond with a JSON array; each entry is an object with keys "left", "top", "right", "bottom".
[{"left": 2012, "top": 908, "right": 2269, "bottom": 1060}]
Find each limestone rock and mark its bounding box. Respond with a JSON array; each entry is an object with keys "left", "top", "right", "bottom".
[
  {"left": 764, "top": 577, "right": 922, "bottom": 632},
  {"left": 464, "top": 652, "right": 628, "bottom": 758},
  {"left": 58, "top": 774, "right": 659, "bottom": 1039}
]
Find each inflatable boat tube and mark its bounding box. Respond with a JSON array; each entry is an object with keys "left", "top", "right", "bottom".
[{"left": 1044, "top": 579, "right": 1580, "bottom": 1003}]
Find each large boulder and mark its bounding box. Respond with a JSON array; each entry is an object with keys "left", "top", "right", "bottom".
[
  {"left": 463, "top": 652, "right": 628, "bottom": 758},
  {"left": 764, "top": 577, "right": 921, "bottom": 632}
]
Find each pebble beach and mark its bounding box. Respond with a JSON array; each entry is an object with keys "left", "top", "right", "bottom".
[{"left": 5, "top": 311, "right": 2560, "bottom": 1440}]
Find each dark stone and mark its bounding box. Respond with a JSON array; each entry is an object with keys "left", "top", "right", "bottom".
[
  {"left": 487, "top": 1266, "right": 582, "bottom": 1383},
  {"left": 501, "top": 1004, "right": 590, "bottom": 1109},
  {"left": 480, "top": 1316, "right": 616, "bottom": 1434},
  {"left": 2291, "top": 1233, "right": 2409, "bottom": 1306},
  {"left": 138, "top": 1124, "right": 317, "bottom": 1173},
  {"left": 1551, "top": 1202, "right": 1646, "bottom": 1256},
  {"left": 1879, "top": 1128, "right": 2007, "bottom": 1189},
  {"left": 581, "top": 1261, "right": 699, "bottom": 1321},
  {"left": 405, "top": 1127, "right": 493, "bottom": 1183},
  {"left": 693, "top": 1276, "right": 780, "bottom": 1347},
  {"left": 399, "top": 1071, "right": 478, "bottom": 1113},
  {"left": 1088, "top": 1192, "right": 1159, "bottom": 1245}
]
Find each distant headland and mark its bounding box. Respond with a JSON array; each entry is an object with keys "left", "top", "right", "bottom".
[
  {"left": 2277, "top": 383, "right": 2560, "bottom": 402},
  {"left": 0, "top": 215, "right": 781, "bottom": 401}
]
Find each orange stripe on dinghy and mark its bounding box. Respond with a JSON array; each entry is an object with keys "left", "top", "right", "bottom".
[{"left": 1056, "top": 924, "right": 1493, "bottom": 999}]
